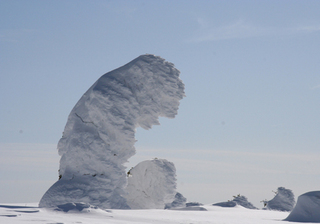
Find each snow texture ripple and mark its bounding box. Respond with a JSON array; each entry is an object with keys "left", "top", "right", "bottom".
[{"left": 39, "top": 54, "right": 185, "bottom": 209}]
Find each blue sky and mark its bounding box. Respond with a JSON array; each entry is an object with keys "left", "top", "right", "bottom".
[{"left": 1, "top": 0, "right": 320, "bottom": 207}]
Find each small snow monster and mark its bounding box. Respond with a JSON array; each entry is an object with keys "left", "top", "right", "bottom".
[{"left": 263, "top": 187, "right": 295, "bottom": 211}]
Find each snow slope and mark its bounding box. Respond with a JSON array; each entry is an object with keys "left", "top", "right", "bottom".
[
  {"left": 39, "top": 54, "right": 185, "bottom": 209},
  {"left": 125, "top": 159, "right": 177, "bottom": 209},
  {"left": 285, "top": 191, "right": 320, "bottom": 223},
  {"left": 0, "top": 203, "right": 290, "bottom": 224}
]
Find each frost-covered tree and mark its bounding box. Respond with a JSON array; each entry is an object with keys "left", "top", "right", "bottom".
[
  {"left": 39, "top": 55, "right": 185, "bottom": 209},
  {"left": 125, "top": 159, "right": 177, "bottom": 209},
  {"left": 263, "top": 187, "right": 295, "bottom": 211},
  {"left": 165, "top": 192, "right": 187, "bottom": 209},
  {"left": 213, "top": 194, "right": 257, "bottom": 209}
]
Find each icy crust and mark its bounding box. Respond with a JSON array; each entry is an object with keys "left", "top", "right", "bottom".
[
  {"left": 265, "top": 187, "right": 295, "bottom": 212},
  {"left": 125, "top": 159, "right": 177, "bottom": 209},
  {"left": 285, "top": 191, "right": 320, "bottom": 223},
  {"left": 39, "top": 55, "right": 185, "bottom": 209}
]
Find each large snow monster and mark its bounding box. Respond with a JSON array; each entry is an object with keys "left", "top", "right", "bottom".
[
  {"left": 39, "top": 54, "right": 185, "bottom": 209},
  {"left": 285, "top": 191, "right": 320, "bottom": 223}
]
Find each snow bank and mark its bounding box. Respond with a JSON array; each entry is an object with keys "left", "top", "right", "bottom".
[
  {"left": 285, "top": 191, "right": 320, "bottom": 223},
  {"left": 264, "top": 187, "right": 295, "bottom": 212},
  {"left": 39, "top": 54, "right": 185, "bottom": 209},
  {"left": 125, "top": 159, "right": 177, "bottom": 209},
  {"left": 213, "top": 195, "right": 257, "bottom": 209}
]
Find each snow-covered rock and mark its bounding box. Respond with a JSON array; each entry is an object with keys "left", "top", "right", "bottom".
[
  {"left": 285, "top": 191, "right": 320, "bottom": 223},
  {"left": 39, "top": 54, "right": 185, "bottom": 209},
  {"left": 165, "top": 192, "right": 187, "bottom": 209},
  {"left": 264, "top": 187, "right": 295, "bottom": 212},
  {"left": 213, "top": 195, "right": 257, "bottom": 209},
  {"left": 125, "top": 159, "right": 177, "bottom": 209}
]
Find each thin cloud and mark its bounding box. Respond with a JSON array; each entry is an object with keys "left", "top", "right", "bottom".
[
  {"left": 188, "top": 19, "right": 320, "bottom": 42},
  {"left": 311, "top": 84, "right": 320, "bottom": 90}
]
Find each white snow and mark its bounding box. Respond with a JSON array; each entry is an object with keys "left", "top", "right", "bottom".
[
  {"left": 285, "top": 191, "right": 320, "bottom": 223},
  {"left": 0, "top": 203, "right": 291, "bottom": 224},
  {"left": 39, "top": 54, "right": 185, "bottom": 209},
  {"left": 125, "top": 159, "right": 177, "bottom": 209}
]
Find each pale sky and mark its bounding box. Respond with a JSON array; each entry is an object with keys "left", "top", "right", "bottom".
[{"left": 1, "top": 0, "right": 320, "bottom": 208}]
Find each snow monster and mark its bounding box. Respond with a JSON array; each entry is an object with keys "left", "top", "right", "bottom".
[{"left": 39, "top": 54, "right": 185, "bottom": 209}]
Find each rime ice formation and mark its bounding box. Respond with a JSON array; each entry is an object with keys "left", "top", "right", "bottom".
[
  {"left": 125, "top": 159, "right": 177, "bottom": 209},
  {"left": 39, "top": 54, "right": 185, "bottom": 209},
  {"left": 264, "top": 187, "right": 295, "bottom": 211},
  {"left": 165, "top": 192, "right": 187, "bottom": 209},
  {"left": 213, "top": 195, "right": 257, "bottom": 209},
  {"left": 285, "top": 191, "right": 320, "bottom": 223}
]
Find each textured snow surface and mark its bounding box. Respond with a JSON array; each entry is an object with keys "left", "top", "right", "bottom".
[
  {"left": 265, "top": 187, "right": 295, "bottom": 212},
  {"left": 125, "top": 159, "right": 177, "bottom": 209},
  {"left": 0, "top": 203, "right": 291, "bottom": 224},
  {"left": 39, "top": 54, "right": 185, "bottom": 209},
  {"left": 285, "top": 191, "right": 320, "bottom": 223}
]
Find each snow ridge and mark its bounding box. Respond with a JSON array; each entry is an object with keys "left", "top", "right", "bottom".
[{"left": 39, "top": 54, "right": 185, "bottom": 209}]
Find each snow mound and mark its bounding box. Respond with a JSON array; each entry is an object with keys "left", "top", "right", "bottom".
[
  {"left": 213, "top": 195, "right": 257, "bottom": 209},
  {"left": 285, "top": 191, "right": 320, "bottom": 223},
  {"left": 264, "top": 187, "right": 295, "bottom": 212},
  {"left": 39, "top": 54, "right": 185, "bottom": 209},
  {"left": 165, "top": 192, "right": 187, "bottom": 209},
  {"left": 125, "top": 159, "right": 177, "bottom": 209}
]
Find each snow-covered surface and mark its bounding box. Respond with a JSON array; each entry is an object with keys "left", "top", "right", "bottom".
[
  {"left": 39, "top": 54, "right": 185, "bottom": 209},
  {"left": 285, "top": 191, "right": 320, "bottom": 223},
  {"left": 265, "top": 187, "right": 295, "bottom": 211},
  {"left": 125, "top": 159, "right": 177, "bottom": 209},
  {"left": 0, "top": 203, "right": 291, "bottom": 224}
]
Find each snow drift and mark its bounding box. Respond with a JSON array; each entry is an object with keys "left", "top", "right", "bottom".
[
  {"left": 39, "top": 54, "right": 185, "bottom": 209},
  {"left": 285, "top": 191, "right": 320, "bottom": 223},
  {"left": 125, "top": 159, "right": 177, "bottom": 209},
  {"left": 264, "top": 187, "right": 295, "bottom": 212}
]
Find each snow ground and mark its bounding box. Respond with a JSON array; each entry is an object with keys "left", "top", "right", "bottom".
[{"left": 0, "top": 203, "right": 292, "bottom": 224}]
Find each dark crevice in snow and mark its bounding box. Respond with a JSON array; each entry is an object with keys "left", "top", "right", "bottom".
[{"left": 75, "top": 112, "right": 97, "bottom": 127}]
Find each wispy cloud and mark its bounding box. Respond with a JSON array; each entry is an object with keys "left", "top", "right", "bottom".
[
  {"left": 311, "top": 84, "right": 320, "bottom": 90},
  {"left": 188, "top": 19, "right": 320, "bottom": 42}
]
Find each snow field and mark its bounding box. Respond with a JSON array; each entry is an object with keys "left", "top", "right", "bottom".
[{"left": 0, "top": 203, "right": 291, "bottom": 224}]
